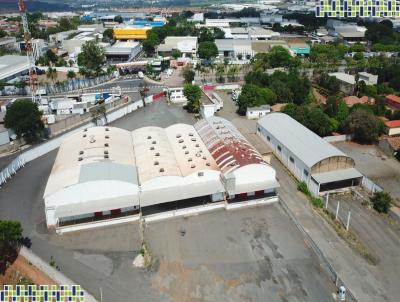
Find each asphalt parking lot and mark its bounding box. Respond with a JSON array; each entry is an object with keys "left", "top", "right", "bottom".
[{"left": 0, "top": 100, "right": 336, "bottom": 301}]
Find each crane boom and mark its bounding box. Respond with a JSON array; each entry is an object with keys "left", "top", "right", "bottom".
[{"left": 18, "top": 0, "right": 39, "bottom": 103}]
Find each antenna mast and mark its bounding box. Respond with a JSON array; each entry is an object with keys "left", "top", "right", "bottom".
[{"left": 18, "top": 0, "right": 39, "bottom": 103}]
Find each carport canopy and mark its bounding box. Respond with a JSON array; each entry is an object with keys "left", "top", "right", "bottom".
[
  {"left": 312, "top": 168, "right": 363, "bottom": 193},
  {"left": 312, "top": 168, "right": 362, "bottom": 184}
]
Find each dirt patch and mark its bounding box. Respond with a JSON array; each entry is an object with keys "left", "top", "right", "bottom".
[{"left": 0, "top": 254, "right": 56, "bottom": 286}]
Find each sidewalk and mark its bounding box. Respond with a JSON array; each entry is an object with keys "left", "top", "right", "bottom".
[
  {"left": 272, "top": 157, "right": 389, "bottom": 302},
  {"left": 20, "top": 247, "right": 98, "bottom": 302}
]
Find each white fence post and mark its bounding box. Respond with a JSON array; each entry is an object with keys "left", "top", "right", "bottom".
[{"left": 336, "top": 201, "right": 340, "bottom": 221}]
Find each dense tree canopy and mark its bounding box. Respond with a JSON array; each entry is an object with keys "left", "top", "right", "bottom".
[
  {"left": 282, "top": 103, "right": 334, "bottom": 137},
  {"left": 237, "top": 84, "right": 277, "bottom": 115},
  {"left": 344, "top": 109, "right": 380, "bottom": 143},
  {"left": 77, "top": 41, "right": 106, "bottom": 77},
  {"left": 245, "top": 70, "right": 311, "bottom": 104},
  {"left": 4, "top": 99, "right": 44, "bottom": 142},
  {"left": 198, "top": 41, "right": 218, "bottom": 60}
]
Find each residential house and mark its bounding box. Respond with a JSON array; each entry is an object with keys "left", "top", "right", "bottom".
[
  {"left": 343, "top": 95, "right": 375, "bottom": 107},
  {"left": 385, "top": 95, "right": 400, "bottom": 110},
  {"left": 385, "top": 120, "right": 400, "bottom": 136}
]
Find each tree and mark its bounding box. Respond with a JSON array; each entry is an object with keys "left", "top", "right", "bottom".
[
  {"left": 282, "top": 104, "right": 333, "bottom": 136},
  {"left": 213, "top": 27, "right": 225, "bottom": 39},
  {"left": 198, "top": 28, "right": 214, "bottom": 43},
  {"left": 336, "top": 101, "right": 349, "bottom": 128},
  {"left": 370, "top": 191, "right": 392, "bottom": 213},
  {"left": 4, "top": 99, "right": 44, "bottom": 142},
  {"left": 77, "top": 41, "right": 106, "bottom": 77},
  {"left": 46, "top": 67, "right": 58, "bottom": 84},
  {"left": 102, "top": 28, "right": 114, "bottom": 42},
  {"left": 0, "top": 29, "right": 7, "bottom": 38},
  {"left": 344, "top": 109, "right": 379, "bottom": 143},
  {"left": 182, "top": 65, "right": 195, "bottom": 83},
  {"left": 227, "top": 65, "right": 240, "bottom": 81},
  {"left": 215, "top": 63, "right": 226, "bottom": 83},
  {"left": 183, "top": 84, "right": 202, "bottom": 113},
  {"left": 0, "top": 221, "right": 22, "bottom": 247},
  {"left": 67, "top": 70, "right": 76, "bottom": 80},
  {"left": 306, "top": 107, "right": 333, "bottom": 137},
  {"left": 142, "top": 31, "right": 159, "bottom": 56},
  {"left": 171, "top": 49, "right": 181, "bottom": 59},
  {"left": 325, "top": 96, "right": 340, "bottom": 117},
  {"left": 0, "top": 220, "right": 23, "bottom": 270},
  {"left": 58, "top": 17, "right": 72, "bottom": 31},
  {"left": 237, "top": 84, "right": 277, "bottom": 115},
  {"left": 114, "top": 15, "right": 123, "bottom": 23},
  {"left": 198, "top": 41, "right": 218, "bottom": 60},
  {"left": 267, "top": 46, "right": 293, "bottom": 68}
]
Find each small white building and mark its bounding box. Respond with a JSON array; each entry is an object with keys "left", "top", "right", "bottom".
[
  {"left": 358, "top": 72, "right": 378, "bottom": 85},
  {"left": 200, "top": 90, "right": 223, "bottom": 118},
  {"left": 157, "top": 36, "right": 198, "bottom": 57},
  {"left": 328, "top": 72, "right": 355, "bottom": 95},
  {"left": 165, "top": 87, "right": 187, "bottom": 104},
  {"left": 246, "top": 105, "right": 271, "bottom": 120}
]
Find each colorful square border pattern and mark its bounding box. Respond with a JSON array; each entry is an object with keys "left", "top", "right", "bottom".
[
  {"left": 316, "top": 0, "right": 400, "bottom": 17},
  {"left": 0, "top": 285, "right": 84, "bottom": 302}
]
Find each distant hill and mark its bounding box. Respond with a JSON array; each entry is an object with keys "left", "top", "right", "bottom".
[{"left": 0, "top": 0, "right": 72, "bottom": 13}]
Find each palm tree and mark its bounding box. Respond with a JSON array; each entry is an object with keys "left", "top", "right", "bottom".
[
  {"left": 46, "top": 67, "right": 58, "bottom": 84},
  {"left": 216, "top": 64, "right": 225, "bottom": 83},
  {"left": 227, "top": 65, "right": 239, "bottom": 82}
]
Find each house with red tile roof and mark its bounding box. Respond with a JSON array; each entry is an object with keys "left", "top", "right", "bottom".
[
  {"left": 385, "top": 120, "right": 400, "bottom": 136},
  {"left": 385, "top": 95, "right": 400, "bottom": 110},
  {"left": 343, "top": 95, "right": 375, "bottom": 107}
]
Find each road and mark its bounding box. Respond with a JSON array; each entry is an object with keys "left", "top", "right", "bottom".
[
  {"left": 0, "top": 78, "right": 165, "bottom": 101},
  {"left": 0, "top": 100, "right": 337, "bottom": 302},
  {"left": 328, "top": 194, "right": 400, "bottom": 301}
]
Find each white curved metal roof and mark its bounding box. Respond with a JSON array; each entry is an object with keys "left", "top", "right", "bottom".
[
  {"left": 43, "top": 126, "right": 139, "bottom": 205},
  {"left": 257, "top": 113, "right": 349, "bottom": 168}
]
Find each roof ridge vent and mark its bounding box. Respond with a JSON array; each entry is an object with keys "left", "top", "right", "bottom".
[{"left": 89, "top": 135, "right": 96, "bottom": 143}]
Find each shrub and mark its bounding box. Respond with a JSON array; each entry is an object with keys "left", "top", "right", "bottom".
[
  {"left": 311, "top": 197, "right": 324, "bottom": 208},
  {"left": 297, "top": 181, "right": 310, "bottom": 196},
  {"left": 370, "top": 191, "right": 392, "bottom": 213}
]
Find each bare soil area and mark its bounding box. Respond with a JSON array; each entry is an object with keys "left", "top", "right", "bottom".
[{"left": 0, "top": 254, "right": 55, "bottom": 286}]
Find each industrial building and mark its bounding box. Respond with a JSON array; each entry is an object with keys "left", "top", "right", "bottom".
[
  {"left": 0, "top": 55, "right": 30, "bottom": 82},
  {"left": 113, "top": 26, "right": 151, "bottom": 40},
  {"left": 105, "top": 41, "right": 142, "bottom": 63},
  {"left": 257, "top": 113, "right": 362, "bottom": 196},
  {"left": 44, "top": 117, "right": 279, "bottom": 229}
]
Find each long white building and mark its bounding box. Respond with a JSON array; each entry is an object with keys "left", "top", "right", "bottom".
[{"left": 44, "top": 117, "right": 279, "bottom": 229}]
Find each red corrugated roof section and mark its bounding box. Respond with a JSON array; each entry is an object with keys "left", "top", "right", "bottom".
[
  {"left": 194, "top": 118, "right": 265, "bottom": 174},
  {"left": 386, "top": 95, "right": 400, "bottom": 103},
  {"left": 385, "top": 120, "right": 400, "bottom": 128}
]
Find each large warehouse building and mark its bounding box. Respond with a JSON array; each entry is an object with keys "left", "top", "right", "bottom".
[
  {"left": 257, "top": 113, "right": 362, "bottom": 196},
  {"left": 44, "top": 117, "right": 279, "bottom": 229}
]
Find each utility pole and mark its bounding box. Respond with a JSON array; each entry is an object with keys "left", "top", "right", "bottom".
[{"left": 18, "top": 0, "right": 39, "bottom": 103}]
